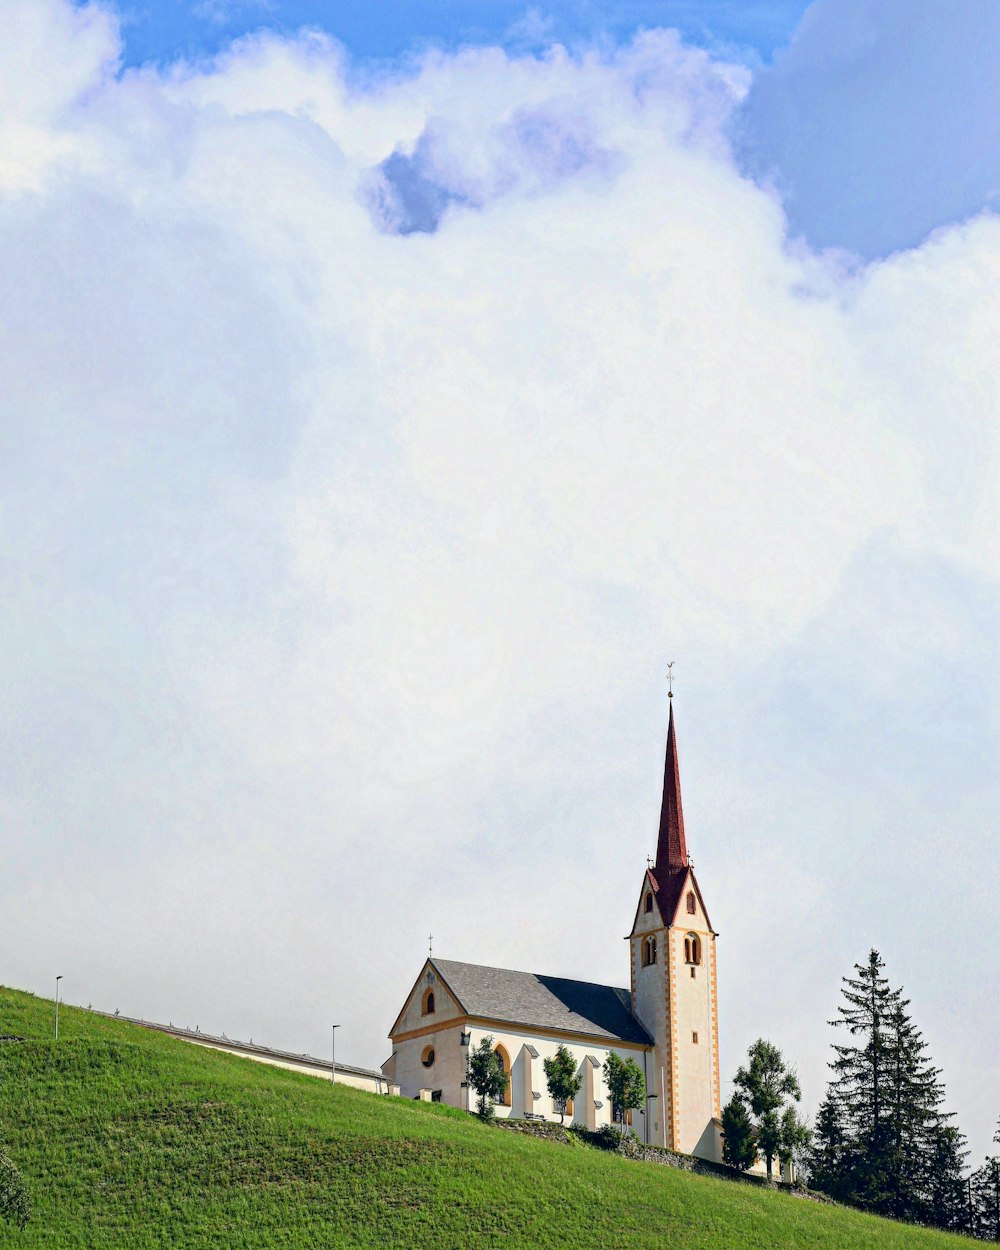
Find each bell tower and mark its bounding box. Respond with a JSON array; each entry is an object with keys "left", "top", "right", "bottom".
[{"left": 628, "top": 697, "right": 721, "bottom": 1158}]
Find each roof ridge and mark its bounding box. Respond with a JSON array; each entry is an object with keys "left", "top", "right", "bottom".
[
  {"left": 422, "top": 959, "right": 652, "bottom": 1046},
  {"left": 434, "top": 957, "right": 630, "bottom": 996}
]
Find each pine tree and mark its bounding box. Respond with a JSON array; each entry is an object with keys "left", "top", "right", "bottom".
[
  {"left": 970, "top": 1117, "right": 1000, "bottom": 1241},
  {"left": 827, "top": 949, "right": 898, "bottom": 1211},
  {"left": 883, "top": 995, "right": 947, "bottom": 1221},
  {"left": 818, "top": 949, "right": 968, "bottom": 1230},
  {"left": 924, "top": 1123, "right": 970, "bottom": 1234},
  {"left": 721, "top": 1094, "right": 757, "bottom": 1171},
  {"left": 881, "top": 982, "right": 967, "bottom": 1228},
  {"left": 971, "top": 1156, "right": 1000, "bottom": 1242},
  {"left": 806, "top": 1092, "right": 852, "bottom": 1200}
]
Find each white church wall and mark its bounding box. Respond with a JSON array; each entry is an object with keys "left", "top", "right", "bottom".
[
  {"left": 669, "top": 925, "right": 719, "bottom": 1157},
  {"left": 393, "top": 962, "right": 463, "bottom": 1037},
  {"left": 630, "top": 886, "right": 671, "bottom": 1148},
  {"left": 632, "top": 952, "right": 670, "bottom": 1146},
  {"left": 392, "top": 1020, "right": 468, "bottom": 1105},
  {"left": 464, "top": 1025, "right": 650, "bottom": 1137},
  {"left": 628, "top": 872, "right": 721, "bottom": 1160}
]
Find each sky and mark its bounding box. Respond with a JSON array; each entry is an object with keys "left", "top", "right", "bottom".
[
  {"left": 114, "top": 1, "right": 813, "bottom": 69},
  {"left": 2, "top": 0, "right": 1000, "bottom": 1163}
]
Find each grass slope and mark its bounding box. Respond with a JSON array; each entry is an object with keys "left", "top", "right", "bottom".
[{"left": 0, "top": 987, "right": 978, "bottom": 1249}]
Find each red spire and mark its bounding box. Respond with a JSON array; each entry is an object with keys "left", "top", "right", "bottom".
[{"left": 655, "top": 700, "right": 687, "bottom": 873}]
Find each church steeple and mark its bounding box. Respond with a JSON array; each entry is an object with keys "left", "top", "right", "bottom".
[
  {"left": 628, "top": 689, "right": 721, "bottom": 1156},
  {"left": 655, "top": 701, "right": 687, "bottom": 874}
]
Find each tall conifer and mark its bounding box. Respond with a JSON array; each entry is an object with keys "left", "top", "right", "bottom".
[
  {"left": 827, "top": 949, "right": 898, "bottom": 1210},
  {"left": 815, "top": 949, "right": 968, "bottom": 1230}
]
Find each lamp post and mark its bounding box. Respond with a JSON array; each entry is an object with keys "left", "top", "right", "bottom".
[
  {"left": 461, "top": 1030, "right": 471, "bottom": 1112},
  {"left": 54, "top": 975, "right": 63, "bottom": 1040},
  {"left": 331, "top": 1024, "right": 340, "bottom": 1088}
]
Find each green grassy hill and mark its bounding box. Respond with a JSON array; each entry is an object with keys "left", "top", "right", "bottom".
[{"left": 0, "top": 986, "right": 978, "bottom": 1249}]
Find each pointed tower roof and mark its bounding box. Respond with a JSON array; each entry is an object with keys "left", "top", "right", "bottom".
[
  {"left": 646, "top": 699, "right": 711, "bottom": 929},
  {"left": 655, "top": 700, "right": 687, "bottom": 873}
]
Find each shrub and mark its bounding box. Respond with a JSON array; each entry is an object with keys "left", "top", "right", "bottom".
[{"left": 0, "top": 1147, "right": 30, "bottom": 1230}]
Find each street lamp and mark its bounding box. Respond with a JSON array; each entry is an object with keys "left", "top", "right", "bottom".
[
  {"left": 461, "top": 1030, "right": 471, "bottom": 1112},
  {"left": 331, "top": 1024, "right": 340, "bottom": 1088},
  {"left": 54, "top": 975, "right": 63, "bottom": 1040}
]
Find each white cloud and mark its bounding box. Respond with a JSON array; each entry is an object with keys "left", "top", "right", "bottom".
[
  {"left": 0, "top": 0, "right": 118, "bottom": 190},
  {"left": 2, "top": 0, "right": 999, "bottom": 1159}
]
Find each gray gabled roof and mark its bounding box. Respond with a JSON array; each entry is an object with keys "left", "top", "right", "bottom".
[{"left": 431, "top": 958, "right": 652, "bottom": 1046}]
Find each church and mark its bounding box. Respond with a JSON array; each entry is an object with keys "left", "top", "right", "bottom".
[{"left": 382, "top": 698, "right": 722, "bottom": 1160}]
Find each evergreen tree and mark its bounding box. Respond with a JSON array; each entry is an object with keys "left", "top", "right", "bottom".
[
  {"left": 827, "top": 949, "right": 899, "bottom": 1211},
  {"left": 970, "top": 1118, "right": 1000, "bottom": 1241},
  {"left": 883, "top": 996, "right": 947, "bottom": 1221},
  {"left": 543, "top": 1045, "right": 583, "bottom": 1124},
  {"left": 971, "top": 1156, "right": 1000, "bottom": 1242},
  {"left": 924, "top": 1123, "right": 970, "bottom": 1234},
  {"left": 720, "top": 1094, "right": 757, "bottom": 1171},
  {"left": 602, "top": 1052, "right": 645, "bottom": 1134},
  {"left": 806, "top": 1092, "right": 852, "bottom": 1200},
  {"left": 817, "top": 949, "right": 969, "bottom": 1231},
  {"left": 468, "top": 1037, "right": 508, "bottom": 1121},
  {"left": 732, "top": 1039, "right": 803, "bottom": 1180}
]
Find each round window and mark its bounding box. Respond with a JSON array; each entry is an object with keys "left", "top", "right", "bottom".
[{"left": 421, "top": 1046, "right": 435, "bottom": 1068}]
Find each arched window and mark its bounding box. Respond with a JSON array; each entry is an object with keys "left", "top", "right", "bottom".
[
  {"left": 686, "top": 891, "right": 696, "bottom": 914},
  {"left": 641, "top": 935, "right": 657, "bottom": 966},
  {"left": 421, "top": 1045, "right": 435, "bottom": 1068},
  {"left": 644, "top": 893, "right": 653, "bottom": 913},
  {"left": 421, "top": 988, "right": 435, "bottom": 1016},
  {"left": 684, "top": 933, "right": 702, "bottom": 966},
  {"left": 494, "top": 1044, "right": 511, "bottom": 1106}
]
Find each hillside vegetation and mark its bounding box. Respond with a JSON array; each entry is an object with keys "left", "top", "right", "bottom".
[{"left": 0, "top": 987, "right": 979, "bottom": 1249}]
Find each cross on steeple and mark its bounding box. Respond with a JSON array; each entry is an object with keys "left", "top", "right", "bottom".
[
  {"left": 428, "top": 933, "right": 433, "bottom": 957},
  {"left": 667, "top": 661, "right": 675, "bottom": 699}
]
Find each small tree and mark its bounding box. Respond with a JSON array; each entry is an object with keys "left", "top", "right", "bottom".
[
  {"left": 733, "top": 1038, "right": 803, "bottom": 1181},
  {"left": 778, "top": 1105, "right": 813, "bottom": 1182},
  {"left": 924, "top": 1122, "right": 970, "bottom": 1233},
  {"left": 0, "top": 1146, "right": 30, "bottom": 1231},
  {"left": 721, "top": 1093, "right": 757, "bottom": 1171},
  {"left": 970, "top": 1117, "right": 1000, "bottom": 1241},
  {"left": 971, "top": 1155, "right": 1000, "bottom": 1241},
  {"left": 543, "top": 1045, "right": 583, "bottom": 1124},
  {"left": 468, "top": 1036, "right": 508, "bottom": 1121},
  {"left": 603, "top": 1051, "right": 645, "bottom": 1135}
]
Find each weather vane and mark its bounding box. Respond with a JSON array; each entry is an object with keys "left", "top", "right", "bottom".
[
  {"left": 667, "top": 661, "right": 675, "bottom": 699},
  {"left": 428, "top": 933, "right": 433, "bottom": 957}
]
